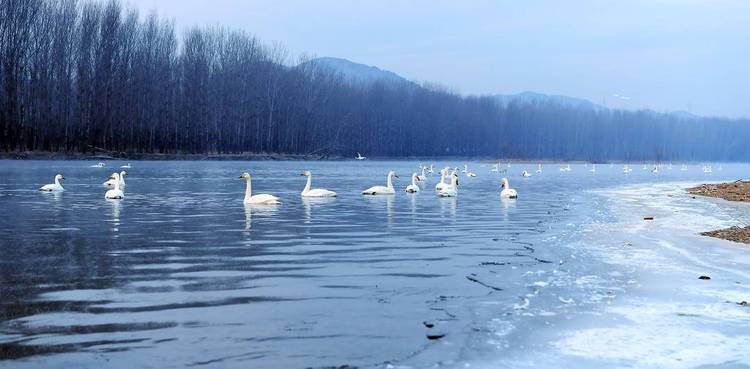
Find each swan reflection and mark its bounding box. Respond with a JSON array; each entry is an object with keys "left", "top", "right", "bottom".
[
  {"left": 243, "top": 203, "right": 278, "bottom": 232},
  {"left": 302, "top": 196, "right": 335, "bottom": 223}
]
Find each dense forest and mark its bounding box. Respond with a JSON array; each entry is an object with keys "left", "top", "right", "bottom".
[{"left": 1, "top": 0, "right": 749, "bottom": 161}]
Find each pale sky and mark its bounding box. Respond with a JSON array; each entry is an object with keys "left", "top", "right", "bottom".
[{"left": 123, "top": 0, "right": 750, "bottom": 117}]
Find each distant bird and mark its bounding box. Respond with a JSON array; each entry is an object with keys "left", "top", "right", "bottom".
[
  {"left": 362, "top": 171, "right": 398, "bottom": 195},
  {"left": 437, "top": 173, "right": 459, "bottom": 197},
  {"left": 652, "top": 166, "right": 658, "bottom": 174},
  {"left": 590, "top": 164, "right": 596, "bottom": 173},
  {"left": 120, "top": 163, "right": 131, "bottom": 169},
  {"left": 406, "top": 173, "right": 421, "bottom": 193},
  {"left": 104, "top": 173, "right": 124, "bottom": 199},
  {"left": 240, "top": 172, "right": 279, "bottom": 204},
  {"left": 623, "top": 165, "right": 633, "bottom": 173},
  {"left": 103, "top": 170, "right": 127, "bottom": 188},
  {"left": 521, "top": 170, "right": 531, "bottom": 177},
  {"left": 680, "top": 164, "right": 688, "bottom": 171},
  {"left": 560, "top": 164, "right": 571, "bottom": 172},
  {"left": 427, "top": 164, "right": 434, "bottom": 175},
  {"left": 491, "top": 164, "right": 499, "bottom": 173},
  {"left": 435, "top": 168, "right": 449, "bottom": 191},
  {"left": 90, "top": 162, "right": 105, "bottom": 168},
  {"left": 416, "top": 167, "right": 427, "bottom": 181},
  {"left": 300, "top": 170, "right": 336, "bottom": 197},
  {"left": 536, "top": 164, "right": 542, "bottom": 173},
  {"left": 500, "top": 178, "right": 518, "bottom": 198},
  {"left": 355, "top": 152, "right": 366, "bottom": 160},
  {"left": 39, "top": 174, "right": 65, "bottom": 192}
]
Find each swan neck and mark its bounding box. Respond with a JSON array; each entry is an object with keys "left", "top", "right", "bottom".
[
  {"left": 113, "top": 174, "right": 121, "bottom": 191},
  {"left": 387, "top": 173, "right": 393, "bottom": 189},
  {"left": 120, "top": 171, "right": 126, "bottom": 185},
  {"left": 244, "top": 178, "right": 252, "bottom": 201},
  {"left": 304, "top": 174, "right": 312, "bottom": 193},
  {"left": 54, "top": 177, "right": 60, "bottom": 186},
  {"left": 412, "top": 175, "right": 417, "bottom": 186}
]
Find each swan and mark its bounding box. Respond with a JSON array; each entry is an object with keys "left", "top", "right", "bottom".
[
  {"left": 427, "top": 164, "right": 434, "bottom": 174},
  {"left": 536, "top": 164, "right": 542, "bottom": 173},
  {"left": 355, "top": 152, "right": 366, "bottom": 160},
  {"left": 90, "top": 162, "right": 105, "bottom": 168},
  {"left": 491, "top": 164, "right": 499, "bottom": 173},
  {"left": 362, "top": 171, "right": 398, "bottom": 195},
  {"left": 120, "top": 163, "right": 131, "bottom": 169},
  {"left": 652, "top": 166, "right": 658, "bottom": 174},
  {"left": 104, "top": 173, "right": 124, "bottom": 199},
  {"left": 416, "top": 167, "right": 427, "bottom": 181},
  {"left": 240, "top": 172, "right": 280, "bottom": 204},
  {"left": 500, "top": 178, "right": 518, "bottom": 198},
  {"left": 560, "top": 164, "right": 571, "bottom": 172},
  {"left": 437, "top": 173, "right": 459, "bottom": 197},
  {"left": 462, "top": 164, "right": 468, "bottom": 173},
  {"left": 300, "top": 170, "right": 336, "bottom": 197},
  {"left": 623, "top": 165, "right": 632, "bottom": 173},
  {"left": 103, "top": 170, "right": 127, "bottom": 187},
  {"left": 405, "top": 173, "right": 421, "bottom": 193},
  {"left": 681, "top": 164, "right": 688, "bottom": 171},
  {"left": 521, "top": 170, "right": 531, "bottom": 177},
  {"left": 435, "top": 168, "right": 449, "bottom": 191},
  {"left": 466, "top": 171, "right": 477, "bottom": 177},
  {"left": 590, "top": 164, "right": 596, "bottom": 173},
  {"left": 39, "top": 174, "right": 65, "bottom": 192}
]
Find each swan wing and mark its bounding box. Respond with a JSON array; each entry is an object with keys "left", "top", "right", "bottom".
[
  {"left": 248, "top": 194, "right": 280, "bottom": 204},
  {"left": 304, "top": 189, "right": 337, "bottom": 197},
  {"left": 362, "top": 185, "right": 386, "bottom": 195},
  {"left": 39, "top": 184, "right": 60, "bottom": 191}
]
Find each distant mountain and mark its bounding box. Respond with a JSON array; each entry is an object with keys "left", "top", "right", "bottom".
[
  {"left": 493, "top": 91, "right": 603, "bottom": 111},
  {"left": 304, "top": 57, "right": 413, "bottom": 86}
]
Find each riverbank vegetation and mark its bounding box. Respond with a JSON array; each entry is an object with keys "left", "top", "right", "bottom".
[{"left": 2, "top": 0, "right": 749, "bottom": 161}]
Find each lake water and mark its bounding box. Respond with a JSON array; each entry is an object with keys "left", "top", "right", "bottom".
[{"left": 1, "top": 160, "right": 748, "bottom": 368}]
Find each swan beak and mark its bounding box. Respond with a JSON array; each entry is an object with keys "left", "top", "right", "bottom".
[
  {"left": 394, "top": 174, "right": 399, "bottom": 178},
  {"left": 60, "top": 176, "right": 65, "bottom": 180},
  {"left": 239, "top": 175, "right": 243, "bottom": 179}
]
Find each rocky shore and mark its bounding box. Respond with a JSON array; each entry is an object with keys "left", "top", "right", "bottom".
[{"left": 688, "top": 181, "right": 750, "bottom": 245}]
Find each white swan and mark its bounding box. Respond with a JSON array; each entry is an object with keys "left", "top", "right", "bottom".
[
  {"left": 362, "top": 171, "right": 398, "bottom": 195},
  {"left": 300, "top": 170, "right": 336, "bottom": 197},
  {"left": 104, "top": 173, "right": 124, "bottom": 199},
  {"left": 240, "top": 172, "right": 280, "bottom": 204},
  {"left": 491, "top": 164, "right": 499, "bottom": 173},
  {"left": 435, "top": 168, "right": 449, "bottom": 191},
  {"left": 462, "top": 164, "right": 468, "bottom": 173},
  {"left": 681, "top": 164, "right": 688, "bottom": 171},
  {"left": 652, "top": 166, "right": 658, "bottom": 174},
  {"left": 623, "top": 165, "right": 632, "bottom": 173},
  {"left": 500, "top": 178, "right": 518, "bottom": 198},
  {"left": 90, "top": 162, "right": 105, "bottom": 168},
  {"left": 536, "top": 164, "right": 542, "bottom": 173},
  {"left": 590, "top": 164, "right": 596, "bottom": 173},
  {"left": 39, "top": 174, "right": 65, "bottom": 192},
  {"left": 355, "top": 152, "right": 366, "bottom": 160},
  {"left": 103, "top": 170, "right": 127, "bottom": 187},
  {"left": 437, "top": 173, "right": 459, "bottom": 197},
  {"left": 416, "top": 167, "right": 427, "bottom": 181},
  {"left": 427, "top": 164, "right": 434, "bottom": 174},
  {"left": 521, "top": 170, "right": 531, "bottom": 177},
  {"left": 120, "top": 163, "right": 131, "bottom": 169},
  {"left": 405, "top": 172, "right": 421, "bottom": 193}
]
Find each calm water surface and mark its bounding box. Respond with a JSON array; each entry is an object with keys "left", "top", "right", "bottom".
[{"left": 0, "top": 160, "right": 745, "bottom": 368}]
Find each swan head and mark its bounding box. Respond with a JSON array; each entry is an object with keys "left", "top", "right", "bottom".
[
  {"left": 109, "top": 173, "right": 119, "bottom": 180},
  {"left": 387, "top": 170, "right": 399, "bottom": 179},
  {"left": 239, "top": 172, "right": 251, "bottom": 180},
  {"left": 300, "top": 170, "right": 311, "bottom": 177},
  {"left": 55, "top": 174, "right": 65, "bottom": 181},
  {"left": 120, "top": 171, "right": 128, "bottom": 177},
  {"left": 501, "top": 178, "right": 509, "bottom": 188},
  {"left": 412, "top": 172, "right": 420, "bottom": 181}
]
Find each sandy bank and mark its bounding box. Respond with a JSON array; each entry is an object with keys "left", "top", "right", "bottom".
[{"left": 687, "top": 181, "right": 750, "bottom": 245}]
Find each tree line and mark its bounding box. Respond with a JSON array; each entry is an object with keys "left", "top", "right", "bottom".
[{"left": 1, "top": 0, "right": 749, "bottom": 161}]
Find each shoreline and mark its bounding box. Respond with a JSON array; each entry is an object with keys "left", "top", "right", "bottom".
[
  {"left": 0, "top": 151, "right": 739, "bottom": 164},
  {"left": 687, "top": 181, "right": 750, "bottom": 245}
]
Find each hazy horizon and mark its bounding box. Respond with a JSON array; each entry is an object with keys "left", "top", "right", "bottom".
[{"left": 121, "top": 0, "right": 750, "bottom": 118}]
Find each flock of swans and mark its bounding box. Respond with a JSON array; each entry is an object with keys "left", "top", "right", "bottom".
[{"left": 36, "top": 161, "right": 722, "bottom": 203}]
